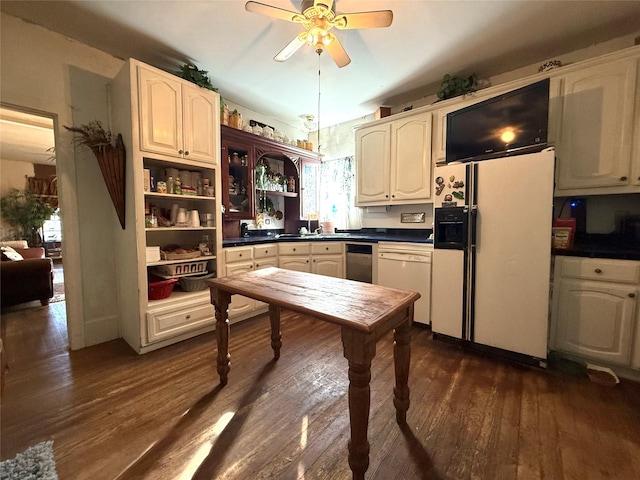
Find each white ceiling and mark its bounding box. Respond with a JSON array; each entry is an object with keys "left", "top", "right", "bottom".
[
  {"left": 0, "top": 107, "right": 55, "bottom": 165},
  {"left": 2, "top": 0, "right": 640, "bottom": 133}
]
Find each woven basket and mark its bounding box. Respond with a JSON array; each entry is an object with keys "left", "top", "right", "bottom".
[
  {"left": 148, "top": 275, "right": 178, "bottom": 300},
  {"left": 178, "top": 272, "right": 215, "bottom": 292},
  {"left": 160, "top": 250, "right": 201, "bottom": 260}
]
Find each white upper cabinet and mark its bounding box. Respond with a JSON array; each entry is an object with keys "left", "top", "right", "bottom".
[
  {"left": 390, "top": 113, "right": 432, "bottom": 202},
  {"left": 355, "top": 123, "right": 391, "bottom": 204},
  {"left": 138, "top": 65, "right": 217, "bottom": 164},
  {"left": 555, "top": 58, "right": 638, "bottom": 193},
  {"left": 356, "top": 112, "right": 432, "bottom": 206}
]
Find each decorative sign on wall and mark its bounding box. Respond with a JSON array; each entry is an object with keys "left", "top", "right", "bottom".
[{"left": 400, "top": 212, "right": 425, "bottom": 223}]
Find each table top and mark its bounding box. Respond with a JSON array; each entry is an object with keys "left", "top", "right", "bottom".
[{"left": 206, "top": 267, "right": 421, "bottom": 334}]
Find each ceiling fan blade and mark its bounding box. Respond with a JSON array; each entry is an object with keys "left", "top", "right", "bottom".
[
  {"left": 245, "top": 1, "right": 303, "bottom": 22},
  {"left": 274, "top": 33, "right": 307, "bottom": 62},
  {"left": 326, "top": 35, "right": 351, "bottom": 68},
  {"left": 334, "top": 11, "right": 393, "bottom": 29}
]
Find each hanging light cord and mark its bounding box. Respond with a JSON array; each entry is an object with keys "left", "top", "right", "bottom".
[{"left": 317, "top": 51, "right": 321, "bottom": 155}]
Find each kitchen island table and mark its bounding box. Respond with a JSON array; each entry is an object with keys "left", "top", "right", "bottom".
[{"left": 206, "top": 267, "right": 420, "bottom": 480}]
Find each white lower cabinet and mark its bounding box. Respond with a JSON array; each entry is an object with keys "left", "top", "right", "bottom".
[
  {"left": 311, "top": 242, "right": 345, "bottom": 278},
  {"left": 224, "top": 244, "right": 278, "bottom": 320},
  {"left": 551, "top": 257, "right": 640, "bottom": 368},
  {"left": 278, "top": 242, "right": 312, "bottom": 272},
  {"left": 279, "top": 242, "right": 345, "bottom": 278},
  {"left": 146, "top": 293, "right": 215, "bottom": 344}
]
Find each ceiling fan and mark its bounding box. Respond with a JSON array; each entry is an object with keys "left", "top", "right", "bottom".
[{"left": 245, "top": 0, "right": 393, "bottom": 68}]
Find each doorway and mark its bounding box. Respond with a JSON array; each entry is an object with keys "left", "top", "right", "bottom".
[{"left": 0, "top": 106, "right": 68, "bottom": 346}]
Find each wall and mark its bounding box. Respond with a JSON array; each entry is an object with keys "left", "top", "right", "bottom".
[{"left": 1, "top": 12, "right": 124, "bottom": 349}]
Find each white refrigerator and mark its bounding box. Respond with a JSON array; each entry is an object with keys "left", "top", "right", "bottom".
[{"left": 431, "top": 148, "right": 555, "bottom": 360}]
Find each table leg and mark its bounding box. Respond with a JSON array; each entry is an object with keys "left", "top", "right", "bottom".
[
  {"left": 210, "top": 288, "right": 231, "bottom": 386},
  {"left": 393, "top": 311, "right": 412, "bottom": 425},
  {"left": 342, "top": 329, "right": 376, "bottom": 480},
  {"left": 269, "top": 304, "right": 282, "bottom": 360}
]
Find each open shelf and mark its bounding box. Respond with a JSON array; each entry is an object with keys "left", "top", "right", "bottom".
[{"left": 257, "top": 189, "right": 297, "bottom": 198}]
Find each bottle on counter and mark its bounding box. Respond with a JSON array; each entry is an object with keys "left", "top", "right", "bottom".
[{"left": 174, "top": 176, "right": 182, "bottom": 195}]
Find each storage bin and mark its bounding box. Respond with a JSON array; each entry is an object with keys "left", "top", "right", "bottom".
[
  {"left": 148, "top": 275, "right": 178, "bottom": 300},
  {"left": 156, "top": 259, "right": 208, "bottom": 277},
  {"left": 178, "top": 272, "right": 216, "bottom": 292}
]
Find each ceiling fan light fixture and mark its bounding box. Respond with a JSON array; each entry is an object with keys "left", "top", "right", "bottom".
[
  {"left": 322, "top": 33, "right": 334, "bottom": 46},
  {"left": 303, "top": 115, "right": 317, "bottom": 131}
]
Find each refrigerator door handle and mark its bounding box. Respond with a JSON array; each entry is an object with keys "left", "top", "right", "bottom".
[{"left": 470, "top": 207, "right": 478, "bottom": 248}]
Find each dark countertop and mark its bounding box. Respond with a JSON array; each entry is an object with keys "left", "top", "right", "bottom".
[
  {"left": 223, "top": 228, "right": 434, "bottom": 248},
  {"left": 552, "top": 233, "right": 640, "bottom": 261}
]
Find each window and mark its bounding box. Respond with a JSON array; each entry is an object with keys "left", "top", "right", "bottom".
[{"left": 319, "top": 156, "right": 361, "bottom": 229}]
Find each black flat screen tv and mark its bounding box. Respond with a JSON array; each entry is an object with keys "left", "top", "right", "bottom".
[{"left": 445, "top": 78, "right": 550, "bottom": 163}]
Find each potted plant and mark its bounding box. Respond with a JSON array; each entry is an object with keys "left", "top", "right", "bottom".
[
  {"left": 0, "top": 188, "right": 55, "bottom": 245},
  {"left": 176, "top": 64, "right": 218, "bottom": 92},
  {"left": 436, "top": 73, "right": 478, "bottom": 101},
  {"left": 64, "top": 121, "right": 126, "bottom": 229}
]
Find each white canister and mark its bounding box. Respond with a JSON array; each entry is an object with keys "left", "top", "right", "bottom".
[
  {"left": 176, "top": 208, "right": 188, "bottom": 226},
  {"left": 189, "top": 210, "right": 200, "bottom": 227}
]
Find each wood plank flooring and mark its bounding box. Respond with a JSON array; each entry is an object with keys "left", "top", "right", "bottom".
[{"left": 1, "top": 303, "right": 640, "bottom": 479}]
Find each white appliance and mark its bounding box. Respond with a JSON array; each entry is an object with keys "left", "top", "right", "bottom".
[
  {"left": 431, "top": 148, "right": 555, "bottom": 360},
  {"left": 377, "top": 242, "right": 432, "bottom": 325}
]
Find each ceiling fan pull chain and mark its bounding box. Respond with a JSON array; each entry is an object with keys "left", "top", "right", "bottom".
[{"left": 317, "top": 51, "right": 321, "bottom": 154}]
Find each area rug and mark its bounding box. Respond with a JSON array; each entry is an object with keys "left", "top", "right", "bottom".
[
  {"left": 50, "top": 281, "right": 65, "bottom": 304},
  {"left": 0, "top": 441, "right": 59, "bottom": 479}
]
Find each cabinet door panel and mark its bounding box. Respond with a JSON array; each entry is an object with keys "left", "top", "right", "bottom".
[
  {"left": 279, "top": 255, "right": 311, "bottom": 273},
  {"left": 138, "top": 66, "right": 182, "bottom": 157},
  {"left": 182, "top": 85, "right": 217, "bottom": 163},
  {"left": 147, "top": 300, "right": 214, "bottom": 343},
  {"left": 391, "top": 113, "right": 432, "bottom": 201},
  {"left": 356, "top": 124, "right": 390, "bottom": 204},
  {"left": 312, "top": 254, "right": 344, "bottom": 278},
  {"left": 556, "top": 59, "right": 637, "bottom": 189},
  {"left": 555, "top": 279, "right": 636, "bottom": 365},
  {"left": 225, "top": 261, "right": 255, "bottom": 316}
]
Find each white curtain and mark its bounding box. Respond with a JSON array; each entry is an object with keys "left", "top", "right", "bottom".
[{"left": 319, "top": 156, "right": 362, "bottom": 230}]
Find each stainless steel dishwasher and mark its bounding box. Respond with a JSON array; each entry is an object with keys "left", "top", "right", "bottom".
[{"left": 345, "top": 243, "right": 373, "bottom": 283}]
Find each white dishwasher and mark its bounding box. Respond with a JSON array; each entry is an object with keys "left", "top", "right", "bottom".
[{"left": 377, "top": 242, "right": 432, "bottom": 325}]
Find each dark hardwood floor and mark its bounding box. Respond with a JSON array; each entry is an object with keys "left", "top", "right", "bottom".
[{"left": 1, "top": 302, "right": 640, "bottom": 479}]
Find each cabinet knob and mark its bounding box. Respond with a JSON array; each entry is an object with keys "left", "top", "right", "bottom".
[
  {"left": 313, "top": 259, "right": 316, "bottom": 263},
  {"left": 293, "top": 248, "right": 296, "bottom": 252},
  {"left": 306, "top": 259, "right": 309, "bottom": 263},
  {"left": 239, "top": 253, "right": 242, "bottom": 257},
  {"left": 629, "top": 293, "right": 636, "bottom": 298},
  {"left": 184, "top": 151, "right": 190, "bottom": 156},
  {"left": 325, "top": 247, "right": 329, "bottom": 251},
  {"left": 595, "top": 268, "right": 602, "bottom": 274},
  {"left": 392, "top": 194, "right": 395, "bottom": 198},
  {"left": 256, "top": 264, "right": 260, "bottom": 268},
  {"left": 619, "top": 176, "right": 627, "bottom": 181},
  {"left": 186, "top": 314, "right": 191, "bottom": 320},
  {"left": 385, "top": 194, "right": 389, "bottom": 198},
  {"left": 178, "top": 149, "right": 184, "bottom": 154}
]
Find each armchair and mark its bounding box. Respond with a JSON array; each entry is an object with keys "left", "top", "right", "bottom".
[{"left": 0, "top": 242, "right": 54, "bottom": 307}]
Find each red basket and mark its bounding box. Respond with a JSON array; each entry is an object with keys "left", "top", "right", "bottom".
[{"left": 148, "top": 275, "right": 178, "bottom": 300}]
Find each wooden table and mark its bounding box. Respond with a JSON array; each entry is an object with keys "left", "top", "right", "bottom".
[{"left": 206, "top": 267, "right": 420, "bottom": 480}]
